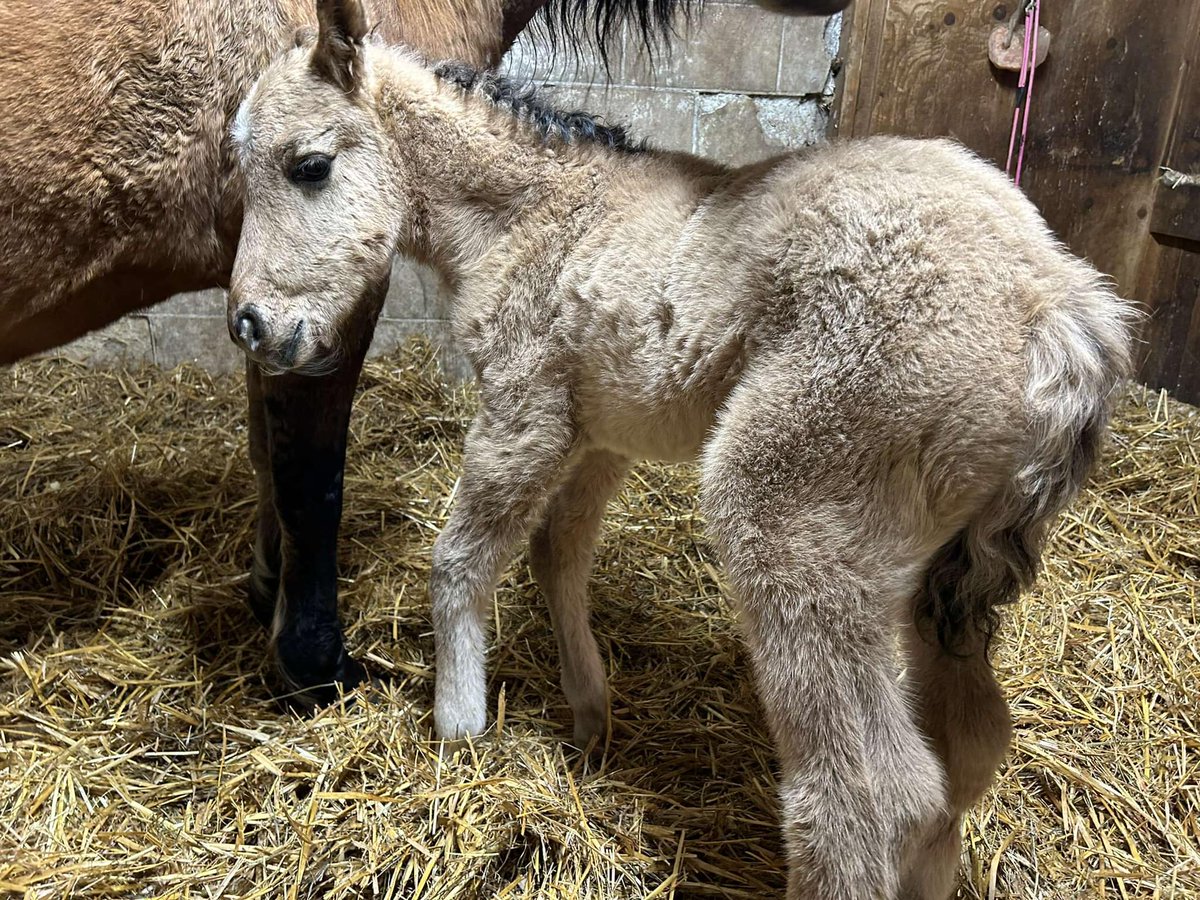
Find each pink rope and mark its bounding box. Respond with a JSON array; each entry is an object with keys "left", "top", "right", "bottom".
[
  {"left": 1004, "top": 7, "right": 1033, "bottom": 174},
  {"left": 1004, "top": 0, "right": 1040, "bottom": 186},
  {"left": 1014, "top": 0, "right": 1041, "bottom": 184}
]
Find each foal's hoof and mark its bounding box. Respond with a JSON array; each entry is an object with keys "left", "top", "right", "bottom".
[
  {"left": 275, "top": 645, "right": 368, "bottom": 709},
  {"left": 571, "top": 714, "right": 609, "bottom": 756},
  {"left": 568, "top": 696, "right": 610, "bottom": 756}
]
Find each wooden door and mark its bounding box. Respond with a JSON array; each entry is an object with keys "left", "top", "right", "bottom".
[
  {"left": 835, "top": 0, "right": 1200, "bottom": 402},
  {"left": 1137, "top": 59, "right": 1200, "bottom": 396}
]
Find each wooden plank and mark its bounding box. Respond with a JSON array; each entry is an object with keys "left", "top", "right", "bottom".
[
  {"left": 833, "top": 0, "right": 890, "bottom": 137},
  {"left": 1152, "top": 184, "right": 1200, "bottom": 244},
  {"left": 831, "top": 0, "right": 878, "bottom": 135},
  {"left": 1149, "top": 55, "right": 1200, "bottom": 245},
  {"left": 836, "top": 0, "right": 1195, "bottom": 289},
  {"left": 1137, "top": 241, "right": 1186, "bottom": 388},
  {"left": 1136, "top": 13, "right": 1200, "bottom": 400},
  {"left": 1139, "top": 246, "right": 1200, "bottom": 398},
  {"left": 842, "top": 0, "right": 1018, "bottom": 146},
  {"left": 1151, "top": 184, "right": 1200, "bottom": 244}
]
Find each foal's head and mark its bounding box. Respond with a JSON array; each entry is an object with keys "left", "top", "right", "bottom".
[{"left": 228, "top": 0, "right": 424, "bottom": 374}]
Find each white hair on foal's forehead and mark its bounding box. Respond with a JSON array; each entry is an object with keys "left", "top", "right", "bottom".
[{"left": 230, "top": 73, "right": 264, "bottom": 164}]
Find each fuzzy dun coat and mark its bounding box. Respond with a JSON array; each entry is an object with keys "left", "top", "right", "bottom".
[{"left": 236, "top": 3, "right": 1136, "bottom": 897}]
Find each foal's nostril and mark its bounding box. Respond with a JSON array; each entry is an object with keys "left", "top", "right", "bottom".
[{"left": 234, "top": 307, "right": 263, "bottom": 353}]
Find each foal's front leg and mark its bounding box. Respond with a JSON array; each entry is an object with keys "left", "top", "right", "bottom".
[
  {"left": 529, "top": 449, "right": 629, "bottom": 748},
  {"left": 432, "top": 390, "right": 575, "bottom": 741}
]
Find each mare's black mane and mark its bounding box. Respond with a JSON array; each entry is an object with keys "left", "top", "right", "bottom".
[{"left": 539, "top": 0, "right": 697, "bottom": 67}]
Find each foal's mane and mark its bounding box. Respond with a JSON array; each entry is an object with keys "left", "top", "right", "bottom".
[{"left": 433, "top": 62, "right": 645, "bottom": 153}]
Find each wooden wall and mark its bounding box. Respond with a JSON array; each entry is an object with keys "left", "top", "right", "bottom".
[{"left": 835, "top": 0, "right": 1200, "bottom": 402}]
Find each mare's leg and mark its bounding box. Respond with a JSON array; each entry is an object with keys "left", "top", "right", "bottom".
[
  {"left": 701, "top": 380, "right": 946, "bottom": 900},
  {"left": 432, "top": 381, "right": 575, "bottom": 741},
  {"left": 245, "top": 361, "right": 281, "bottom": 629},
  {"left": 899, "top": 618, "right": 1011, "bottom": 899},
  {"left": 529, "top": 449, "right": 629, "bottom": 748},
  {"left": 259, "top": 310, "right": 379, "bottom": 704}
]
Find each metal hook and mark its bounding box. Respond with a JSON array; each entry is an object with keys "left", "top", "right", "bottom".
[{"left": 1003, "top": 0, "right": 1034, "bottom": 49}]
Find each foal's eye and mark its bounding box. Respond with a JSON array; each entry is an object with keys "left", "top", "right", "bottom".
[{"left": 290, "top": 153, "right": 333, "bottom": 185}]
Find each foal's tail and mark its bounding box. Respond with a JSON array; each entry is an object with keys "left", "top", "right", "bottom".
[{"left": 923, "top": 267, "right": 1138, "bottom": 651}]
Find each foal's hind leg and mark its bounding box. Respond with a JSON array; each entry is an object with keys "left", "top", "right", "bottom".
[
  {"left": 702, "top": 407, "right": 946, "bottom": 898},
  {"left": 899, "top": 618, "right": 1011, "bottom": 899},
  {"left": 720, "top": 564, "right": 945, "bottom": 900},
  {"left": 432, "top": 383, "right": 575, "bottom": 741},
  {"left": 715, "top": 557, "right": 947, "bottom": 899},
  {"left": 529, "top": 449, "right": 629, "bottom": 749}
]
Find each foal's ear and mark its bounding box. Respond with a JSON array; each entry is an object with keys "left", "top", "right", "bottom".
[{"left": 313, "top": 0, "right": 369, "bottom": 92}]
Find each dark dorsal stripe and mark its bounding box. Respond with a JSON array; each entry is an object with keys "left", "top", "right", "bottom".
[{"left": 433, "top": 62, "right": 645, "bottom": 154}]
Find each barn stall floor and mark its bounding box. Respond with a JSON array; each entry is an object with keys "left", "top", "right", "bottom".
[{"left": 1, "top": 339, "right": 1197, "bottom": 900}]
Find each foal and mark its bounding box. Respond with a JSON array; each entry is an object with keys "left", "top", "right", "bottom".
[{"left": 230, "top": 3, "right": 1135, "bottom": 895}]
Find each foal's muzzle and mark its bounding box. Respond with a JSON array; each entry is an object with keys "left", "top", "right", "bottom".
[{"left": 228, "top": 301, "right": 309, "bottom": 371}]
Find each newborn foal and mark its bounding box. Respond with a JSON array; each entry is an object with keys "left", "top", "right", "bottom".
[{"left": 230, "top": 4, "right": 1134, "bottom": 895}]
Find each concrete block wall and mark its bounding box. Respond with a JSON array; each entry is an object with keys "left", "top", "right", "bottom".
[{"left": 55, "top": 5, "right": 840, "bottom": 375}]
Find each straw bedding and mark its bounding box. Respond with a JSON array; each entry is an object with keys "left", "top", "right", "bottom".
[{"left": 1, "top": 338, "right": 1197, "bottom": 899}]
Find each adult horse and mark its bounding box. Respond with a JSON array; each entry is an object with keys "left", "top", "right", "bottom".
[{"left": 0, "top": 0, "right": 852, "bottom": 700}]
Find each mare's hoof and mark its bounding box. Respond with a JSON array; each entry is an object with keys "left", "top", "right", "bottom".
[{"left": 275, "top": 645, "right": 369, "bottom": 710}]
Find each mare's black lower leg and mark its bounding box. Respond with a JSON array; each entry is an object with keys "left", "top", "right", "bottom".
[
  {"left": 246, "top": 362, "right": 281, "bottom": 630},
  {"left": 258, "top": 312, "right": 379, "bottom": 705}
]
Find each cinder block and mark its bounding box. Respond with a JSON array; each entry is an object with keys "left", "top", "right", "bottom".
[
  {"left": 548, "top": 84, "right": 696, "bottom": 153},
  {"left": 148, "top": 288, "right": 227, "bottom": 318},
  {"left": 371, "top": 318, "right": 473, "bottom": 381},
  {"left": 695, "top": 93, "right": 827, "bottom": 165},
  {"left": 779, "top": 13, "right": 837, "bottom": 95},
  {"left": 149, "top": 316, "right": 245, "bottom": 372},
  {"left": 384, "top": 258, "right": 446, "bottom": 320},
  {"left": 53, "top": 315, "right": 155, "bottom": 367},
  {"left": 622, "top": 5, "right": 785, "bottom": 94}
]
